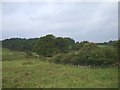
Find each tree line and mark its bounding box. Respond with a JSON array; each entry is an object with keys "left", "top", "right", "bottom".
[{"left": 2, "top": 34, "right": 119, "bottom": 66}]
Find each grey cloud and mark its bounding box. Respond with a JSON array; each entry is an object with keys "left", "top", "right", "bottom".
[{"left": 2, "top": 2, "right": 118, "bottom": 42}]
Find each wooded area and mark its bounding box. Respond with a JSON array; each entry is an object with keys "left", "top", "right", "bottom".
[{"left": 2, "top": 34, "right": 119, "bottom": 67}]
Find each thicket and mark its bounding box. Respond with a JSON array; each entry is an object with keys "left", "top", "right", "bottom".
[
  {"left": 2, "top": 38, "right": 39, "bottom": 52},
  {"left": 33, "top": 34, "right": 75, "bottom": 57},
  {"left": 2, "top": 34, "right": 119, "bottom": 66},
  {"left": 52, "top": 43, "right": 118, "bottom": 66}
]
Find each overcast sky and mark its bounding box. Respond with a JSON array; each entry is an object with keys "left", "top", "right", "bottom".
[{"left": 2, "top": 2, "right": 118, "bottom": 42}]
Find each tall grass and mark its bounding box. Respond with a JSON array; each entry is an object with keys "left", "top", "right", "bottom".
[
  {"left": 2, "top": 48, "right": 118, "bottom": 88},
  {"left": 2, "top": 60, "right": 118, "bottom": 88}
]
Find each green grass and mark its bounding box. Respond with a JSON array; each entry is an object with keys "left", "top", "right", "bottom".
[
  {"left": 2, "top": 48, "right": 26, "bottom": 61},
  {"left": 2, "top": 48, "right": 118, "bottom": 88}
]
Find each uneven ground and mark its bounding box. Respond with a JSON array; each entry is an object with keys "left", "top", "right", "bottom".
[{"left": 2, "top": 48, "right": 118, "bottom": 88}]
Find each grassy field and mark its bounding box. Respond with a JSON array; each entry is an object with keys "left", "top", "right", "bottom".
[
  {"left": 2, "top": 48, "right": 26, "bottom": 61},
  {"left": 2, "top": 48, "right": 118, "bottom": 88}
]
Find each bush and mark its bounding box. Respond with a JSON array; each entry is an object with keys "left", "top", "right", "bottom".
[
  {"left": 52, "top": 53, "right": 75, "bottom": 64},
  {"left": 76, "top": 46, "right": 117, "bottom": 66},
  {"left": 52, "top": 54, "right": 63, "bottom": 64},
  {"left": 52, "top": 44, "right": 117, "bottom": 66}
]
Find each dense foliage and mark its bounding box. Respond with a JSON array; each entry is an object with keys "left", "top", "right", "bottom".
[
  {"left": 2, "top": 38, "right": 39, "bottom": 52},
  {"left": 2, "top": 34, "right": 119, "bottom": 66},
  {"left": 52, "top": 43, "right": 118, "bottom": 66},
  {"left": 33, "top": 34, "right": 75, "bottom": 57}
]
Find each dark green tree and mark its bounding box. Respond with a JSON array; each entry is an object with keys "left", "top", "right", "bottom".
[{"left": 33, "top": 34, "right": 75, "bottom": 57}]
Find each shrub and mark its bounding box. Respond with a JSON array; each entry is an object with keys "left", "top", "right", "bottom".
[
  {"left": 52, "top": 45, "right": 117, "bottom": 66},
  {"left": 52, "top": 54, "right": 63, "bottom": 64},
  {"left": 77, "top": 46, "right": 117, "bottom": 66}
]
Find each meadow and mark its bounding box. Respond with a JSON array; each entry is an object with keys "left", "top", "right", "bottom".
[{"left": 2, "top": 48, "right": 118, "bottom": 88}]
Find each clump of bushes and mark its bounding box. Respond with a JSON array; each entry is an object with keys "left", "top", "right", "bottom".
[{"left": 52, "top": 43, "right": 117, "bottom": 66}]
